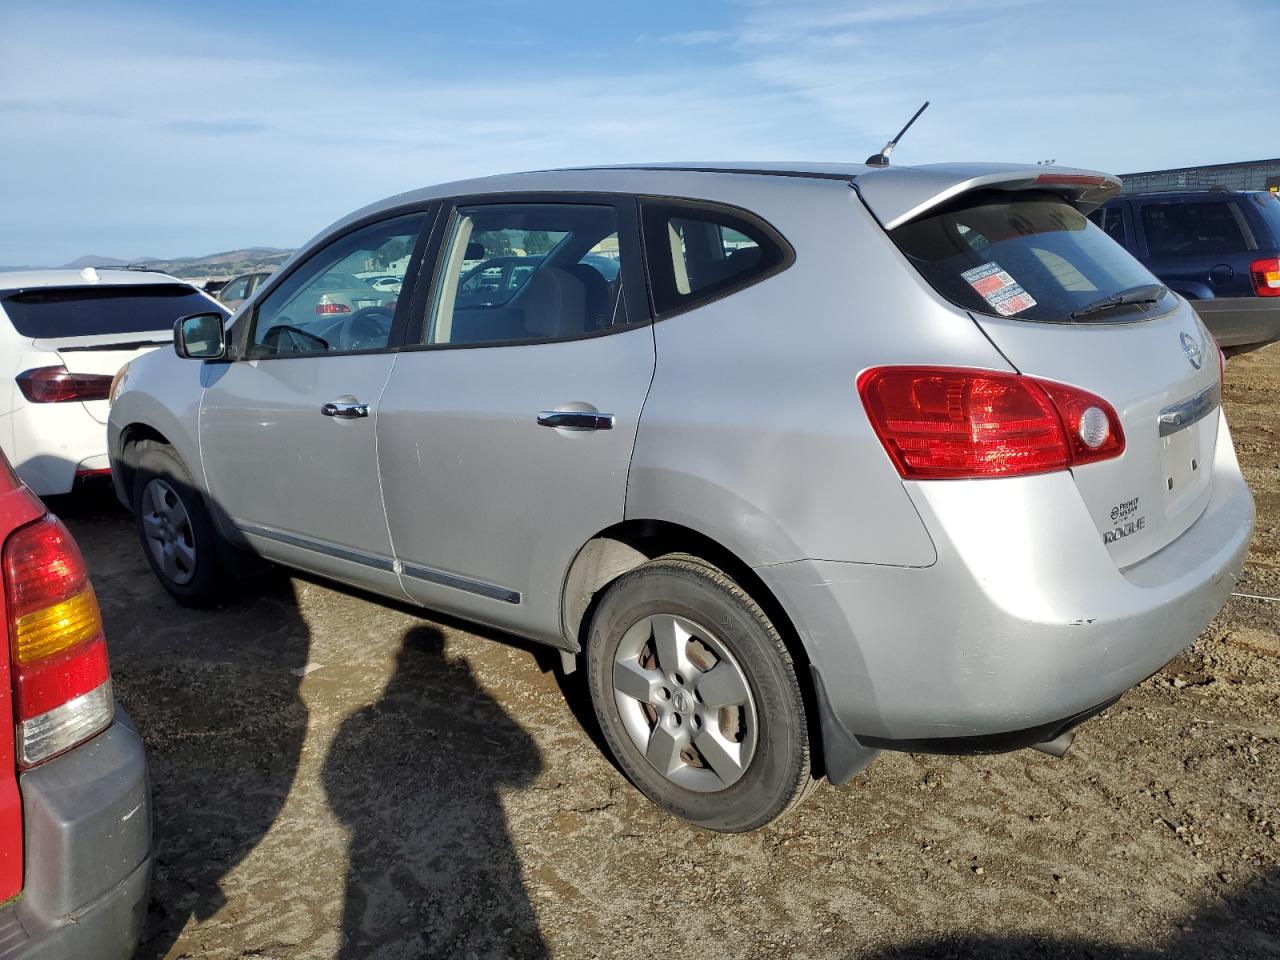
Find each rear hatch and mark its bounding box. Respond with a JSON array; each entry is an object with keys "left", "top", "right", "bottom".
[
  {"left": 861, "top": 168, "right": 1222, "bottom": 568},
  {"left": 1, "top": 283, "right": 223, "bottom": 424}
]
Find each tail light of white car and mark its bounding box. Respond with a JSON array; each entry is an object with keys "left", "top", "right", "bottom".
[
  {"left": 858, "top": 366, "right": 1126, "bottom": 480},
  {"left": 4, "top": 514, "right": 113, "bottom": 767},
  {"left": 16, "top": 366, "right": 114, "bottom": 403}
]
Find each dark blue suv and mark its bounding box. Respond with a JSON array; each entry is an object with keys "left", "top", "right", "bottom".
[{"left": 1091, "top": 189, "right": 1280, "bottom": 350}]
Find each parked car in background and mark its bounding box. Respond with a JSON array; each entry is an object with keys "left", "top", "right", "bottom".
[
  {"left": 0, "top": 268, "right": 227, "bottom": 496},
  {"left": 457, "top": 253, "right": 619, "bottom": 307},
  {"left": 0, "top": 449, "right": 150, "bottom": 959},
  {"left": 110, "top": 161, "right": 1251, "bottom": 832},
  {"left": 357, "top": 275, "right": 404, "bottom": 294},
  {"left": 1091, "top": 188, "right": 1280, "bottom": 350},
  {"left": 216, "top": 270, "right": 273, "bottom": 310}
]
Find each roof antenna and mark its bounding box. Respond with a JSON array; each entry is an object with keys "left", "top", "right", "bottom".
[{"left": 865, "top": 101, "right": 930, "bottom": 167}]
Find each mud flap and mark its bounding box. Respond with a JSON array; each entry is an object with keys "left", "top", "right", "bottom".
[{"left": 810, "top": 666, "right": 880, "bottom": 786}]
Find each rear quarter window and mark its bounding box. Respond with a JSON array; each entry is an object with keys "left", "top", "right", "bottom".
[
  {"left": 640, "top": 201, "right": 792, "bottom": 317},
  {"left": 1247, "top": 192, "right": 1280, "bottom": 249},
  {"left": 0, "top": 284, "right": 223, "bottom": 339},
  {"left": 891, "top": 190, "right": 1174, "bottom": 323}
]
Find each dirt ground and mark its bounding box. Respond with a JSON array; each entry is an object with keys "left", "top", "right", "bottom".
[{"left": 54, "top": 346, "right": 1280, "bottom": 960}]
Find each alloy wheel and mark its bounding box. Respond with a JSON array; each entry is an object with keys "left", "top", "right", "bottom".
[
  {"left": 612, "top": 613, "right": 758, "bottom": 792},
  {"left": 141, "top": 478, "right": 198, "bottom": 586}
]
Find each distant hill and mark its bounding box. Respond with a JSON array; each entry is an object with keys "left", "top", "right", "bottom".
[
  {"left": 62, "top": 255, "right": 129, "bottom": 269},
  {"left": 0, "top": 247, "right": 296, "bottom": 279}
]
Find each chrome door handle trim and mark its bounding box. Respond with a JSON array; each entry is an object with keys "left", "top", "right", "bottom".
[
  {"left": 1157, "top": 382, "right": 1219, "bottom": 438},
  {"left": 537, "top": 410, "right": 615, "bottom": 431},
  {"left": 321, "top": 401, "right": 369, "bottom": 419}
]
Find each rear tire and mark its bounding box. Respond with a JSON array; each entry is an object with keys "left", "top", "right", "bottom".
[
  {"left": 131, "top": 441, "right": 228, "bottom": 607},
  {"left": 586, "top": 557, "right": 812, "bottom": 832}
]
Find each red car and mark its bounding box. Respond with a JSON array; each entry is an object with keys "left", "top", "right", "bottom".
[{"left": 0, "top": 453, "right": 150, "bottom": 958}]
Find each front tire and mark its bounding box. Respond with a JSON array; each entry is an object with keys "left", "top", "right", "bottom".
[
  {"left": 586, "top": 557, "right": 812, "bottom": 832},
  {"left": 131, "top": 441, "right": 228, "bottom": 607}
]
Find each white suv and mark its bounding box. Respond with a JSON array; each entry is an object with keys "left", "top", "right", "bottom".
[{"left": 0, "top": 268, "right": 225, "bottom": 496}]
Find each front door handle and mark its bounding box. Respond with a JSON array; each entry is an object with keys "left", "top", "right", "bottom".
[
  {"left": 321, "top": 401, "right": 369, "bottom": 419},
  {"left": 537, "top": 410, "right": 615, "bottom": 431}
]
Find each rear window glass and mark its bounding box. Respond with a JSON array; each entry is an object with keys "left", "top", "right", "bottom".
[
  {"left": 892, "top": 190, "right": 1172, "bottom": 323},
  {"left": 641, "top": 202, "right": 791, "bottom": 316},
  {"left": 0, "top": 284, "right": 222, "bottom": 339},
  {"left": 1140, "top": 201, "right": 1250, "bottom": 257}
]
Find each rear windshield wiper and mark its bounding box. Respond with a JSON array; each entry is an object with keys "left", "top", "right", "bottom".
[{"left": 1070, "top": 283, "right": 1166, "bottom": 319}]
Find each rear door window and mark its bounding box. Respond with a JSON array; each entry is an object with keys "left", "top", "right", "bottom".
[
  {"left": 891, "top": 190, "right": 1174, "bottom": 323},
  {"left": 424, "top": 203, "right": 634, "bottom": 345},
  {"left": 1140, "top": 201, "right": 1252, "bottom": 257},
  {"left": 0, "top": 283, "right": 223, "bottom": 339},
  {"left": 640, "top": 201, "right": 792, "bottom": 317}
]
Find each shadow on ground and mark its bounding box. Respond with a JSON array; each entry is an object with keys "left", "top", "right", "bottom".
[
  {"left": 57, "top": 486, "right": 550, "bottom": 959},
  {"left": 324, "top": 625, "right": 548, "bottom": 959},
  {"left": 52, "top": 487, "right": 314, "bottom": 959}
]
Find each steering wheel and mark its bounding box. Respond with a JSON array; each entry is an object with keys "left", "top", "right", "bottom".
[{"left": 337, "top": 306, "right": 394, "bottom": 351}]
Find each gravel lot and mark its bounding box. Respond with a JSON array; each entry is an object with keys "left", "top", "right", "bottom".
[{"left": 55, "top": 345, "right": 1280, "bottom": 960}]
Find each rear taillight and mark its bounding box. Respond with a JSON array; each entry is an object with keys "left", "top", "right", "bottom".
[
  {"left": 16, "top": 366, "right": 113, "bottom": 403},
  {"left": 4, "top": 515, "right": 112, "bottom": 767},
  {"left": 1250, "top": 257, "right": 1280, "bottom": 297},
  {"left": 315, "top": 301, "right": 351, "bottom": 315},
  {"left": 858, "top": 367, "right": 1126, "bottom": 480}
]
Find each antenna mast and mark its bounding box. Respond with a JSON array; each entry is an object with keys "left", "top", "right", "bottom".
[{"left": 865, "top": 101, "right": 930, "bottom": 167}]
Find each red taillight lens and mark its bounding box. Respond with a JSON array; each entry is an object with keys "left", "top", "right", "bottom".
[
  {"left": 1034, "top": 173, "right": 1108, "bottom": 187},
  {"left": 315, "top": 302, "right": 352, "bottom": 315},
  {"left": 1250, "top": 257, "right": 1280, "bottom": 297},
  {"left": 16, "top": 366, "right": 113, "bottom": 403},
  {"left": 4, "top": 515, "right": 112, "bottom": 767},
  {"left": 858, "top": 367, "right": 1125, "bottom": 479}
]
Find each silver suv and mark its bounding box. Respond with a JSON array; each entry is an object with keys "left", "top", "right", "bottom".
[{"left": 107, "top": 162, "right": 1254, "bottom": 831}]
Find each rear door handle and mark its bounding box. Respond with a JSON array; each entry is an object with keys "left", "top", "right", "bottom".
[
  {"left": 321, "top": 401, "right": 369, "bottom": 419},
  {"left": 537, "top": 410, "right": 615, "bottom": 431}
]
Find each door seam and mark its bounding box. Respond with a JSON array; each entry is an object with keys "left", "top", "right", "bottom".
[{"left": 371, "top": 351, "right": 414, "bottom": 601}]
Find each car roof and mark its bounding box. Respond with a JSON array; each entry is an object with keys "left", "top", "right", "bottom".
[
  {"left": 334, "top": 160, "right": 1119, "bottom": 237},
  {"left": 0, "top": 267, "right": 185, "bottom": 290}
]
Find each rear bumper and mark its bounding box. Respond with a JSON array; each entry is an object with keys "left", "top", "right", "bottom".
[
  {"left": 4, "top": 403, "right": 108, "bottom": 498},
  {"left": 1190, "top": 296, "right": 1280, "bottom": 349},
  {"left": 759, "top": 417, "right": 1253, "bottom": 774},
  {"left": 0, "top": 708, "right": 152, "bottom": 960}
]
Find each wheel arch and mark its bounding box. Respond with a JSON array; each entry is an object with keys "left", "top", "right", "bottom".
[
  {"left": 561, "top": 518, "right": 834, "bottom": 779},
  {"left": 113, "top": 423, "right": 173, "bottom": 509}
]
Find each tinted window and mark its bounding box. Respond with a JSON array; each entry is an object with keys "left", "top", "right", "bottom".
[
  {"left": 893, "top": 190, "right": 1172, "bottom": 323},
  {"left": 249, "top": 214, "right": 424, "bottom": 357},
  {"left": 1141, "top": 201, "right": 1249, "bottom": 257},
  {"left": 425, "top": 204, "right": 627, "bottom": 345},
  {"left": 641, "top": 202, "right": 789, "bottom": 316},
  {"left": 1248, "top": 192, "right": 1280, "bottom": 247},
  {"left": 0, "top": 284, "right": 222, "bottom": 339}
]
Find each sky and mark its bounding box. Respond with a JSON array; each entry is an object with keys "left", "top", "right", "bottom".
[{"left": 3, "top": 0, "right": 1278, "bottom": 266}]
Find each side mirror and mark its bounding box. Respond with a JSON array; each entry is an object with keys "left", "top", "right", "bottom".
[
  {"left": 465, "top": 241, "right": 486, "bottom": 260},
  {"left": 174, "top": 312, "right": 227, "bottom": 360}
]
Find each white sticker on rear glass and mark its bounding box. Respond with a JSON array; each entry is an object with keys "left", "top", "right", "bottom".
[{"left": 961, "top": 261, "right": 1037, "bottom": 317}]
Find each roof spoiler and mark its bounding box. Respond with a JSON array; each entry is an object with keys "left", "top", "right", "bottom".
[{"left": 852, "top": 163, "right": 1123, "bottom": 231}]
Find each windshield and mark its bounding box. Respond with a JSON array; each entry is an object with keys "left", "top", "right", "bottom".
[
  {"left": 891, "top": 190, "right": 1174, "bottom": 323},
  {"left": 0, "top": 283, "right": 223, "bottom": 339}
]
